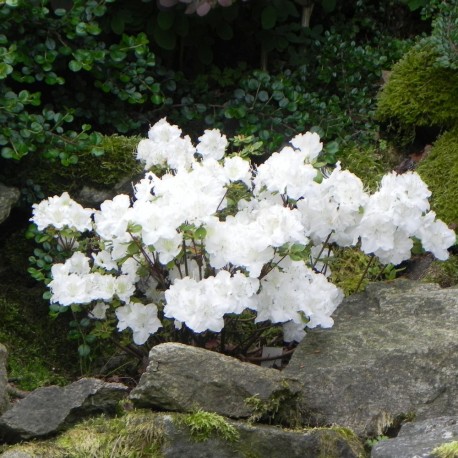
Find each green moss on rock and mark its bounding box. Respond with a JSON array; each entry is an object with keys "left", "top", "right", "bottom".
[
  {"left": 376, "top": 43, "right": 458, "bottom": 138},
  {"left": 416, "top": 127, "right": 458, "bottom": 227},
  {"left": 0, "top": 411, "right": 165, "bottom": 458},
  {"left": 432, "top": 440, "right": 458, "bottom": 458},
  {"left": 27, "top": 134, "right": 142, "bottom": 196}
]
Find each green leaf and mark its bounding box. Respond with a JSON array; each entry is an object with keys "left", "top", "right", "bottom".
[
  {"left": 111, "top": 14, "right": 125, "bottom": 35},
  {"left": 153, "top": 27, "right": 176, "bottom": 51},
  {"left": 6, "top": 0, "right": 19, "bottom": 6},
  {"left": 54, "top": 8, "right": 67, "bottom": 16},
  {"left": 216, "top": 22, "right": 233, "bottom": 41},
  {"left": 261, "top": 5, "right": 277, "bottom": 30},
  {"left": 127, "top": 241, "right": 140, "bottom": 256},
  {"left": 321, "top": 0, "right": 336, "bottom": 13},
  {"left": 194, "top": 227, "right": 207, "bottom": 239},
  {"left": 0, "top": 62, "right": 13, "bottom": 79},
  {"left": 157, "top": 11, "right": 175, "bottom": 31},
  {"left": 258, "top": 90, "right": 269, "bottom": 102},
  {"left": 68, "top": 60, "right": 82, "bottom": 72},
  {"left": 78, "top": 344, "right": 91, "bottom": 357},
  {"left": 90, "top": 146, "right": 104, "bottom": 157}
]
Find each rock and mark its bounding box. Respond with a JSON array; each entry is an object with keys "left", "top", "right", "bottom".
[
  {"left": 371, "top": 416, "right": 458, "bottom": 458},
  {"left": 0, "top": 411, "right": 365, "bottom": 458},
  {"left": 284, "top": 280, "right": 458, "bottom": 437},
  {"left": 0, "top": 378, "right": 128, "bottom": 443},
  {"left": 157, "top": 413, "right": 365, "bottom": 458},
  {"left": 129, "top": 343, "right": 303, "bottom": 420},
  {"left": 0, "top": 184, "right": 20, "bottom": 225},
  {"left": 0, "top": 452, "right": 36, "bottom": 458},
  {"left": 0, "top": 344, "right": 9, "bottom": 415}
]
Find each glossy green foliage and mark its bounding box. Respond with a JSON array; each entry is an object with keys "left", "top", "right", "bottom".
[{"left": 0, "top": 0, "right": 160, "bottom": 164}]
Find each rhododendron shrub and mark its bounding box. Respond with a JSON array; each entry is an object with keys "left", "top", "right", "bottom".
[{"left": 30, "top": 119, "right": 456, "bottom": 351}]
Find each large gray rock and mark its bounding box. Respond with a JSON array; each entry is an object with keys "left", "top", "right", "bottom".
[
  {"left": 0, "top": 411, "right": 365, "bottom": 458},
  {"left": 0, "top": 344, "right": 9, "bottom": 415},
  {"left": 0, "top": 184, "right": 20, "bottom": 225},
  {"left": 371, "top": 416, "right": 458, "bottom": 458},
  {"left": 0, "top": 378, "right": 128, "bottom": 443},
  {"left": 157, "top": 413, "right": 365, "bottom": 458},
  {"left": 284, "top": 280, "right": 458, "bottom": 437},
  {"left": 129, "top": 343, "right": 302, "bottom": 419}
]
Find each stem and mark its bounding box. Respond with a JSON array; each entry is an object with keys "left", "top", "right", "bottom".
[
  {"left": 128, "top": 230, "right": 167, "bottom": 287},
  {"left": 216, "top": 189, "right": 228, "bottom": 213},
  {"left": 243, "top": 348, "right": 296, "bottom": 363},
  {"left": 259, "top": 254, "right": 287, "bottom": 280},
  {"left": 183, "top": 239, "right": 189, "bottom": 277},
  {"left": 355, "top": 254, "right": 375, "bottom": 293},
  {"left": 311, "top": 232, "right": 333, "bottom": 270}
]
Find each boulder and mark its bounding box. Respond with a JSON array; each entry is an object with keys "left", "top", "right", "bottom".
[
  {"left": 0, "top": 378, "right": 128, "bottom": 443},
  {"left": 157, "top": 413, "right": 365, "bottom": 458},
  {"left": 371, "top": 416, "right": 458, "bottom": 458},
  {"left": 129, "top": 343, "right": 303, "bottom": 420},
  {"left": 284, "top": 280, "right": 458, "bottom": 436},
  {"left": 0, "top": 411, "right": 365, "bottom": 458},
  {"left": 0, "top": 344, "right": 9, "bottom": 415},
  {"left": 0, "top": 184, "right": 20, "bottom": 225}
]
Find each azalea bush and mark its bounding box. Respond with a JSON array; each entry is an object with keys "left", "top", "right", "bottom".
[{"left": 29, "top": 119, "right": 456, "bottom": 359}]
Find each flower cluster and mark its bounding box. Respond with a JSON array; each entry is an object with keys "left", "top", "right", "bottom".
[
  {"left": 31, "top": 119, "right": 456, "bottom": 347},
  {"left": 158, "top": 0, "right": 234, "bottom": 16}
]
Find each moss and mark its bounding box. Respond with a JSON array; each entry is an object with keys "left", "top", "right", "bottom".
[
  {"left": 329, "top": 247, "right": 391, "bottom": 296},
  {"left": 178, "top": 409, "right": 240, "bottom": 443},
  {"left": 313, "top": 426, "right": 367, "bottom": 458},
  {"left": 376, "top": 43, "right": 458, "bottom": 139},
  {"left": 0, "top": 230, "right": 77, "bottom": 390},
  {"left": 0, "top": 411, "right": 166, "bottom": 458},
  {"left": 244, "top": 382, "right": 305, "bottom": 428},
  {"left": 23, "top": 134, "right": 142, "bottom": 196},
  {"left": 337, "top": 142, "right": 392, "bottom": 192},
  {"left": 422, "top": 254, "right": 458, "bottom": 287},
  {"left": 432, "top": 441, "right": 458, "bottom": 458},
  {"left": 416, "top": 127, "right": 458, "bottom": 228}
]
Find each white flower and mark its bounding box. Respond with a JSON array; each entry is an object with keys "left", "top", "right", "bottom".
[
  {"left": 256, "top": 260, "right": 343, "bottom": 329},
  {"left": 416, "top": 212, "right": 456, "bottom": 260},
  {"left": 114, "top": 275, "right": 136, "bottom": 303},
  {"left": 90, "top": 302, "right": 109, "bottom": 320},
  {"left": 164, "top": 271, "right": 259, "bottom": 333},
  {"left": 116, "top": 302, "right": 162, "bottom": 345},
  {"left": 254, "top": 146, "right": 318, "bottom": 199},
  {"left": 154, "top": 232, "right": 183, "bottom": 265},
  {"left": 31, "top": 192, "right": 93, "bottom": 232},
  {"left": 290, "top": 131, "right": 323, "bottom": 162},
  {"left": 197, "top": 129, "right": 228, "bottom": 160},
  {"left": 223, "top": 156, "right": 252, "bottom": 186},
  {"left": 137, "top": 119, "right": 196, "bottom": 171},
  {"left": 49, "top": 273, "right": 91, "bottom": 306},
  {"left": 93, "top": 250, "right": 118, "bottom": 272},
  {"left": 94, "top": 194, "right": 132, "bottom": 242},
  {"left": 283, "top": 321, "right": 307, "bottom": 343}
]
